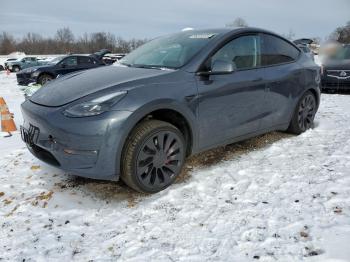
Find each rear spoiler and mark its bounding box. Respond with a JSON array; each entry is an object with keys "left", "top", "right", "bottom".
[{"left": 90, "top": 49, "right": 111, "bottom": 61}]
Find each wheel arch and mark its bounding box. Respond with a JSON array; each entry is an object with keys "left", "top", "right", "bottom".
[
  {"left": 37, "top": 71, "right": 56, "bottom": 82},
  {"left": 307, "top": 87, "right": 320, "bottom": 109},
  {"left": 123, "top": 101, "right": 197, "bottom": 155},
  {"left": 114, "top": 100, "right": 198, "bottom": 178},
  {"left": 285, "top": 87, "right": 320, "bottom": 132},
  {"left": 12, "top": 64, "right": 21, "bottom": 71}
]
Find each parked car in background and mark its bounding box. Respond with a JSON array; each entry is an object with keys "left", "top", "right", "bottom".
[
  {"left": 21, "top": 28, "right": 320, "bottom": 193},
  {"left": 16, "top": 50, "right": 111, "bottom": 86},
  {"left": 321, "top": 44, "right": 350, "bottom": 91},
  {"left": 4, "top": 58, "right": 18, "bottom": 70},
  {"left": 6, "top": 57, "right": 47, "bottom": 72},
  {"left": 294, "top": 38, "right": 319, "bottom": 55},
  {"left": 293, "top": 38, "right": 314, "bottom": 46},
  {"left": 297, "top": 44, "right": 314, "bottom": 60},
  {"left": 103, "top": 53, "right": 126, "bottom": 65}
]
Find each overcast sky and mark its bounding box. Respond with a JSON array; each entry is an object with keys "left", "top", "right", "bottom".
[{"left": 1, "top": 0, "right": 349, "bottom": 40}]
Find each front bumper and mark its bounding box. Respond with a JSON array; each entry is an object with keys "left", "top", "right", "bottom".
[
  {"left": 16, "top": 72, "right": 36, "bottom": 86},
  {"left": 321, "top": 72, "right": 350, "bottom": 90},
  {"left": 20, "top": 99, "right": 132, "bottom": 180}
]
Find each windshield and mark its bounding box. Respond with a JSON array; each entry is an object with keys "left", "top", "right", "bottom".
[
  {"left": 119, "top": 31, "right": 218, "bottom": 69},
  {"left": 49, "top": 56, "right": 66, "bottom": 64}
]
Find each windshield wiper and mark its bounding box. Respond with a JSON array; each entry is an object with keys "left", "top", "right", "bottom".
[{"left": 132, "top": 64, "right": 175, "bottom": 70}]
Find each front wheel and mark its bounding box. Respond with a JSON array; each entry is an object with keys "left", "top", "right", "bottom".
[
  {"left": 38, "top": 74, "right": 54, "bottom": 85},
  {"left": 121, "top": 120, "right": 186, "bottom": 193},
  {"left": 287, "top": 91, "right": 317, "bottom": 134},
  {"left": 12, "top": 66, "right": 20, "bottom": 72}
]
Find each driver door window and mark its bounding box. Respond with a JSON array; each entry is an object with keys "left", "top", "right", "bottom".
[
  {"left": 209, "top": 35, "right": 261, "bottom": 70},
  {"left": 62, "top": 57, "right": 77, "bottom": 67}
]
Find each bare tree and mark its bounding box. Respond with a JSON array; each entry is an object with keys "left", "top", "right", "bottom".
[
  {"left": 0, "top": 32, "right": 16, "bottom": 54},
  {"left": 116, "top": 37, "right": 132, "bottom": 53},
  {"left": 329, "top": 21, "right": 350, "bottom": 44},
  {"left": 225, "top": 18, "right": 248, "bottom": 28},
  {"left": 55, "top": 27, "right": 74, "bottom": 53},
  {"left": 17, "top": 33, "right": 43, "bottom": 54},
  {"left": 75, "top": 33, "right": 91, "bottom": 53},
  {"left": 0, "top": 28, "right": 148, "bottom": 55}
]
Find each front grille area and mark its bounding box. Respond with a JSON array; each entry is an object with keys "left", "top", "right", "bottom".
[
  {"left": 326, "top": 70, "right": 350, "bottom": 78},
  {"left": 323, "top": 82, "right": 350, "bottom": 88}
]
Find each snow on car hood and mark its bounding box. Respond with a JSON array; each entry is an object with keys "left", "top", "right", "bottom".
[{"left": 30, "top": 66, "right": 173, "bottom": 107}]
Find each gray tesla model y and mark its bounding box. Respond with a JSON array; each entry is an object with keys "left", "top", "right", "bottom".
[{"left": 21, "top": 28, "right": 321, "bottom": 193}]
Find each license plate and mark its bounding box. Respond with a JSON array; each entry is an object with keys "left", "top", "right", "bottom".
[{"left": 20, "top": 124, "right": 39, "bottom": 146}]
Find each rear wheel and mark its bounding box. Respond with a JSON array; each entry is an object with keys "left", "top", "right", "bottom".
[
  {"left": 12, "top": 66, "right": 20, "bottom": 72},
  {"left": 121, "top": 120, "right": 186, "bottom": 193},
  {"left": 287, "top": 91, "right": 317, "bottom": 134},
  {"left": 38, "top": 74, "right": 54, "bottom": 85}
]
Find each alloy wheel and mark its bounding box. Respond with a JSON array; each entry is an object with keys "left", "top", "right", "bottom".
[
  {"left": 136, "top": 130, "right": 184, "bottom": 189},
  {"left": 297, "top": 94, "right": 316, "bottom": 131},
  {"left": 41, "top": 76, "right": 52, "bottom": 85}
]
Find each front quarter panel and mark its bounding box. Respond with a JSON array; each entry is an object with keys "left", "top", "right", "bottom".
[{"left": 109, "top": 70, "right": 200, "bottom": 176}]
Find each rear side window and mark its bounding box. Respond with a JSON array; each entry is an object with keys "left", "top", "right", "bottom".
[
  {"left": 79, "top": 56, "right": 96, "bottom": 65},
  {"left": 261, "top": 34, "right": 300, "bottom": 66}
]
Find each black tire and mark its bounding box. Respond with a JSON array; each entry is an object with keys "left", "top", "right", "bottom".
[
  {"left": 38, "top": 74, "right": 54, "bottom": 85},
  {"left": 287, "top": 91, "right": 317, "bottom": 134},
  {"left": 0, "top": 65, "right": 4, "bottom": 71},
  {"left": 121, "top": 120, "right": 186, "bottom": 193},
  {"left": 12, "top": 66, "right": 20, "bottom": 72}
]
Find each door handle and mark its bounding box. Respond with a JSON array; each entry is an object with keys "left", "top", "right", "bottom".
[{"left": 185, "top": 95, "right": 196, "bottom": 103}]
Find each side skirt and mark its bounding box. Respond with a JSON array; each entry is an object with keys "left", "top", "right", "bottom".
[{"left": 192, "top": 123, "right": 290, "bottom": 155}]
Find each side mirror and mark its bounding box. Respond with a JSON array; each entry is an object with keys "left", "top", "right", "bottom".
[
  {"left": 211, "top": 60, "right": 236, "bottom": 74},
  {"left": 197, "top": 60, "right": 236, "bottom": 76}
]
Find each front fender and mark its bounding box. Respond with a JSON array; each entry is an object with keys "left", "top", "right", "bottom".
[
  {"left": 110, "top": 99, "right": 199, "bottom": 177},
  {"left": 122, "top": 98, "right": 198, "bottom": 144}
]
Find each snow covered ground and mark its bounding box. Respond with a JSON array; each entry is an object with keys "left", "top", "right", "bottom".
[{"left": 0, "top": 71, "right": 350, "bottom": 262}]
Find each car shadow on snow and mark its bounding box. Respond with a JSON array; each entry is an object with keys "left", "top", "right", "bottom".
[{"left": 51, "top": 131, "right": 292, "bottom": 205}]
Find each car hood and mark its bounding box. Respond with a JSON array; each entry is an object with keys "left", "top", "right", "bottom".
[
  {"left": 21, "top": 65, "right": 52, "bottom": 72},
  {"left": 323, "top": 59, "right": 350, "bottom": 70},
  {"left": 30, "top": 65, "right": 173, "bottom": 107},
  {"left": 7, "top": 60, "right": 21, "bottom": 65}
]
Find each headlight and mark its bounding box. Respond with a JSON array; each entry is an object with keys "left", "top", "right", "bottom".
[
  {"left": 25, "top": 67, "right": 38, "bottom": 73},
  {"left": 63, "top": 91, "right": 127, "bottom": 117}
]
